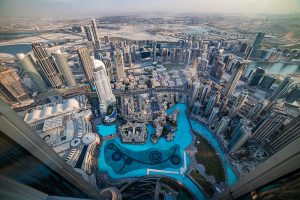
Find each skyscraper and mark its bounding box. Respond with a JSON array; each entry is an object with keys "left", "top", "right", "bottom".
[
  {"left": 77, "top": 47, "right": 94, "bottom": 83},
  {"left": 114, "top": 50, "right": 126, "bottom": 78},
  {"left": 199, "top": 83, "right": 211, "bottom": 105},
  {"left": 93, "top": 59, "right": 116, "bottom": 114},
  {"left": 84, "top": 25, "right": 95, "bottom": 43},
  {"left": 210, "top": 61, "right": 225, "bottom": 82},
  {"left": 269, "top": 115, "right": 300, "bottom": 153},
  {"left": 251, "top": 109, "right": 287, "bottom": 144},
  {"left": 189, "top": 81, "right": 201, "bottom": 107},
  {"left": 152, "top": 41, "right": 157, "bottom": 62},
  {"left": 91, "top": 18, "right": 101, "bottom": 50},
  {"left": 223, "top": 61, "right": 247, "bottom": 98},
  {"left": 207, "top": 107, "right": 219, "bottom": 128},
  {"left": 16, "top": 53, "right": 48, "bottom": 93},
  {"left": 269, "top": 76, "right": 295, "bottom": 101},
  {"left": 227, "top": 125, "right": 252, "bottom": 153},
  {"left": 0, "top": 67, "right": 34, "bottom": 107},
  {"left": 249, "top": 67, "right": 265, "bottom": 86},
  {"left": 31, "top": 43, "right": 63, "bottom": 88},
  {"left": 250, "top": 32, "right": 265, "bottom": 57},
  {"left": 205, "top": 91, "right": 220, "bottom": 116},
  {"left": 247, "top": 99, "right": 268, "bottom": 122},
  {"left": 52, "top": 50, "right": 76, "bottom": 87},
  {"left": 216, "top": 116, "right": 230, "bottom": 135},
  {"left": 229, "top": 90, "right": 248, "bottom": 118}
]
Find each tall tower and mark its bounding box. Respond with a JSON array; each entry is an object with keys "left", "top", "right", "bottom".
[
  {"left": 269, "top": 76, "right": 295, "bottom": 101},
  {"left": 16, "top": 53, "right": 48, "bottom": 93},
  {"left": 216, "top": 116, "right": 230, "bottom": 135},
  {"left": 247, "top": 99, "right": 268, "bottom": 122},
  {"left": 269, "top": 115, "right": 300, "bottom": 153},
  {"left": 152, "top": 41, "right": 157, "bottom": 62},
  {"left": 52, "top": 50, "right": 76, "bottom": 87},
  {"left": 91, "top": 18, "right": 101, "bottom": 50},
  {"left": 250, "top": 32, "right": 265, "bottom": 57},
  {"left": 189, "top": 81, "right": 201, "bottom": 107},
  {"left": 227, "top": 125, "right": 252, "bottom": 153},
  {"left": 205, "top": 91, "right": 220, "bottom": 116},
  {"left": 0, "top": 67, "right": 34, "bottom": 106},
  {"left": 199, "top": 83, "right": 211, "bottom": 105},
  {"left": 31, "top": 43, "right": 63, "bottom": 88},
  {"left": 223, "top": 61, "right": 247, "bottom": 98},
  {"left": 207, "top": 107, "right": 219, "bottom": 128},
  {"left": 251, "top": 109, "right": 287, "bottom": 144},
  {"left": 84, "top": 25, "right": 95, "bottom": 43},
  {"left": 249, "top": 67, "right": 265, "bottom": 86},
  {"left": 229, "top": 90, "right": 248, "bottom": 118},
  {"left": 77, "top": 47, "right": 94, "bottom": 83},
  {"left": 93, "top": 59, "right": 116, "bottom": 114},
  {"left": 114, "top": 50, "right": 125, "bottom": 78}
]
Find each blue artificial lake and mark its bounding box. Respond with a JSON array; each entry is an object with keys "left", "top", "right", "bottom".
[
  {"left": 96, "top": 124, "right": 117, "bottom": 137},
  {"left": 98, "top": 103, "right": 237, "bottom": 199}
]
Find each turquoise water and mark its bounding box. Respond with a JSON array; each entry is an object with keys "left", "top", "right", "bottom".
[
  {"left": 190, "top": 119, "right": 238, "bottom": 186},
  {"left": 98, "top": 103, "right": 237, "bottom": 199},
  {"left": 96, "top": 124, "right": 116, "bottom": 137}
]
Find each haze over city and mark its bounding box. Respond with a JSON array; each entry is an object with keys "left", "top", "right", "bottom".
[{"left": 1, "top": 0, "right": 300, "bottom": 18}]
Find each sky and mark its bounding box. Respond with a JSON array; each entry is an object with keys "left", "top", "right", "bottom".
[{"left": 0, "top": 0, "right": 300, "bottom": 18}]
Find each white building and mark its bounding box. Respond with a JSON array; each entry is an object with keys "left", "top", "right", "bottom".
[{"left": 93, "top": 59, "right": 116, "bottom": 114}]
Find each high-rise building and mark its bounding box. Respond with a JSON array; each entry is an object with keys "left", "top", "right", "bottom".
[
  {"left": 205, "top": 91, "right": 220, "bottom": 116},
  {"left": 0, "top": 67, "right": 34, "bottom": 107},
  {"left": 84, "top": 25, "right": 95, "bottom": 43},
  {"left": 16, "top": 53, "right": 48, "bottom": 93},
  {"left": 104, "top": 35, "right": 110, "bottom": 44},
  {"left": 249, "top": 67, "right": 265, "bottom": 86},
  {"left": 285, "top": 83, "right": 300, "bottom": 103},
  {"left": 250, "top": 32, "right": 265, "bottom": 57},
  {"left": 207, "top": 107, "right": 219, "bottom": 128},
  {"left": 189, "top": 81, "right": 201, "bottom": 107},
  {"left": 247, "top": 99, "right": 268, "bottom": 122},
  {"left": 31, "top": 43, "right": 63, "bottom": 88},
  {"left": 216, "top": 116, "right": 230, "bottom": 135},
  {"left": 114, "top": 50, "right": 126, "bottom": 78},
  {"left": 197, "top": 58, "right": 208, "bottom": 71},
  {"left": 229, "top": 90, "right": 248, "bottom": 118},
  {"left": 269, "top": 76, "right": 295, "bottom": 101},
  {"left": 152, "top": 42, "right": 157, "bottom": 62},
  {"left": 239, "top": 42, "right": 249, "bottom": 54},
  {"left": 52, "top": 50, "right": 76, "bottom": 87},
  {"left": 192, "top": 101, "right": 201, "bottom": 116},
  {"left": 199, "top": 83, "right": 211, "bottom": 105},
  {"left": 251, "top": 109, "right": 287, "bottom": 144},
  {"left": 259, "top": 74, "right": 276, "bottom": 89},
  {"left": 77, "top": 47, "right": 94, "bottom": 83},
  {"left": 227, "top": 125, "right": 252, "bottom": 153},
  {"left": 91, "top": 18, "right": 101, "bottom": 50},
  {"left": 269, "top": 115, "right": 300, "bottom": 153},
  {"left": 124, "top": 47, "right": 132, "bottom": 68},
  {"left": 0, "top": 99, "right": 120, "bottom": 200},
  {"left": 210, "top": 61, "right": 225, "bottom": 82},
  {"left": 223, "top": 61, "right": 247, "bottom": 98},
  {"left": 93, "top": 59, "right": 116, "bottom": 114}
]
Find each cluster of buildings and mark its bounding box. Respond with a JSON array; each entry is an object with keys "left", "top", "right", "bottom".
[{"left": 186, "top": 32, "right": 300, "bottom": 174}]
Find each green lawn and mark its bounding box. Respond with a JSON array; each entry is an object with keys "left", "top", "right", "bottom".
[{"left": 194, "top": 134, "right": 225, "bottom": 183}]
